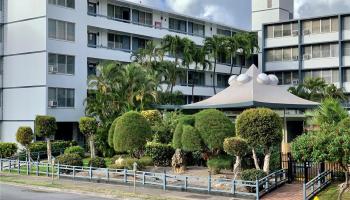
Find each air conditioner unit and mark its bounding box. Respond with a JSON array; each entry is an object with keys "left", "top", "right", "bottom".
[
  {"left": 292, "top": 55, "right": 299, "bottom": 61},
  {"left": 292, "top": 30, "right": 299, "bottom": 36},
  {"left": 48, "top": 100, "right": 58, "bottom": 107},
  {"left": 303, "top": 54, "right": 311, "bottom": 60},
  {"left": 48, "top": 65, "right": 58, "bottom": 73},
  {"left": 303, "top": 29, "right": 310, "bottom": 35},
  {"left": 292, "top": 79, "right": 299, "bottom": 85}
]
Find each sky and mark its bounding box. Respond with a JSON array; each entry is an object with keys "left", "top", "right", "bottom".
[{"left": 125, "top": 0, "right": 350, "bottom": 30}]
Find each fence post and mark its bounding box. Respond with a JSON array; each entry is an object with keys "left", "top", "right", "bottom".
[
  {"left": 0, "top": 159, "right": 2, "bottom": 171},
  {"left": 57, "top": 161, "right": 60, "bottom": 180},
  {"left": 18, "top": 160, "right": 20, "bottom": 174},
  {"left": 106, "top": 168, "right": 109, "bottom": 183},
  {"left": 256, "top": 179, "right": 260, "bottom": 200},
  {"left": 89, "top": 166, "right": 92, "bottom": 181},
  {"left": 73, "top": 166, "right": 75, "bottom": 180},
  {"left": 320, "top": 162, "right": 325, "bottom": 184},
  {"left": 304, "top": 161, "right": 308, "bottom": 184},
  {"left": 142, "top": 172, "right": 145, "bottom": 185},
  {"left": 208, "top": 171, "right": 211, "bottom": 193},
  {"left": 46, "top": 163, "right": 49, "bottom": 177},
  {"left": 303, "top": 183, "right": 306, "bottom": 200},
  {"left": 26, "top": 159, "right": 29, "bottom": 175},
  {"left": 231, "top": 179, "right": 236, "bottom": 194},
  {"left": 124, "top": 169, "right": 127, "bottom": 183},
  {"left": 163, "top": 170, "right": 166, "bottom": 191},
  {"left": 184, "top": 176, "right": 188, "bottom": 191},
  {"left": 287, "top": 153, "right": 293, "bottom": 183},
  {"left": 9, "top": 160, "right": 11, "bottom": 173},
  {"left": 36, "top": 161, "right": 39, "bottom": 176}
]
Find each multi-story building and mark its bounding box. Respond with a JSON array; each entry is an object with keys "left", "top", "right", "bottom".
[{"left": 0, "top": 0, "right": 250, "bottom": 142}]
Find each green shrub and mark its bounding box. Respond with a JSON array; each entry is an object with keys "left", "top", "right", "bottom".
[
  {"left": 29, "top": 140, "right": 77, "bottom": 158},
  {"left": 145, "top": 142, "right": 174, "bottom": 166},
  {"left": 108, "top": 118, "right": 119, "bottom": 148},
  {"left": 241, "top": 169, "right": 267, "bottom": 181},
  {"left": 56, "top": 153, "right": 83, "bottom": 166},
  {"left": 207, "top": 156, "right": 232, "bottom": 174},
  {"left": 16, "top": 126, "right": 33, "bottom": 147},
  {"left": 339, "top": 117, "right": 350, "bottom": 131},
  {"left": 88, "top": 157, "right": 106, "bottom": 168},
  {"left": 109, "top": 156, "right": 153, "bottom": 170},
  {"left": 34, "top": 115, "right": 57, "bottom": 138},
  {"left": 181, "top": 125, "right": 202, "bottom": 152},
  {"left": 0, "top": 142, "right": 18, "bottom": 158},
  {"left": 64, "top": 146, "right": 85, "bottom": 158},
  {"left": 223, "top": 137, "right": 249, "bottom": 157},
  {"left": 113, "top": 111, "right": 152, "bottom": 154},
  {"left": 152, "top": 111, "right": 182, "bottom": 144},
  {"left": 79, "top": 117, "right": 98, "bottom": 137},
  {"left": 195, "top": 109, "right": 234, "bottom": 151},
  {"left": 172, "top": 115, "right": 195, "bottom": 149},
  {"left": 140, "top": 110, "right": 162, "bottom": 126}
]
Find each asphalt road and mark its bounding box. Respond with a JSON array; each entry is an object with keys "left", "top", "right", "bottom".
[{"left": 0, "top": 183, "right": 114, "bottom": 200}]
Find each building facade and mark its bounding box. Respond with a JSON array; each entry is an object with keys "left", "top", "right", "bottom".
[{"left": 0, "top": 0, "right": 249, "bottom": 142}]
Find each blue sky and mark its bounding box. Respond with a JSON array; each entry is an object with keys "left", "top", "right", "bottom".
[{"left": 125, "top": 0, "right": 350, "bottom": 30}]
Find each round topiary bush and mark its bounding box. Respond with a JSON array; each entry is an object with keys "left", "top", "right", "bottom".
[
  {"left": 88, "top": 157, "right": 106, "bottom": 168},
  {"left": 56, "top": 153, "right": 83, "bottom": 166},
  {"left": 113, "top": 111, "right": 152, "bottom": 154},
  {"left": 194, "top": 109, "right": 234, "bottom": 151},
  {"left": 172, "top": 115, "right": 195, "bottom": 149},
  {"left": 223, "top": 137, "right": 249, "bottom": 157},
  {"left": 181, "top": 125, "right": 202, "bottom": 152},
  {"left": 108, "top": 118, "right": 119, "bottom": 148},
  {"left": 64, "top": 146, "right": 85, "bottom": 158},
  {"left": 16, "top": 126, "right": 33, "bottom": 147}
]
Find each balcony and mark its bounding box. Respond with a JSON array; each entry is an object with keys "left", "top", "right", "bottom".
[
  {"left": 302, "top": 32, "right": 339, "bottom": 44},
  {"left": 266, "top": 60, "right": 299, "bottom": 71},
  {"left": 302, "top": 57, "right": 339, "bottom": 69},
  {"left": 265, "top": 36, "right": 299, "bottom": 48}
]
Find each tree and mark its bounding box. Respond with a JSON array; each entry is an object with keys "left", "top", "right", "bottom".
[
  {"left": 225, "top": 35, "right": 240, "bottom": 75},
  {"left": 191, "top": 47, "right": 211, "bottom": 102},
  {"left": 194, "top": 109, "right": 234, "bottom": 154},
  {"left": 181, "top": 125, "right": 202, "bottom": 152},
  {"left": 223, "top": 137, "right": 249, "bottom": 179},
  {"left": 233, "top": 32, "right": 259, "bottom": 74},
  {"left": 35, "top": 115, "right": 57, "bottom": 163},
  {"left": 236, "top": 108, "right": 282, "bottom": 173},
  {"left": 113, "top": 111, "right": 152, "bottom": 158},
  {"left": 16, "top": 126, "right": 33, "bottom": 161},
  {"left": 108, "top": 118, "right": 119, "bottom": 148},
  {"left": 79, "top": 117, "right": 98, "bottom": 158},
  {"left": 204, "top": 35, "right": 225, "bottom": 94}
]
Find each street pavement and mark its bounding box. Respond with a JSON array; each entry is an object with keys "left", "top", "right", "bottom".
[{"left": 0, "top": 183, "right": 114, "bottom": 200}]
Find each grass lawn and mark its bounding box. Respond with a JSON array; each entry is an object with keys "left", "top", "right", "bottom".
[{"left": 317, "top": 183, "right": 350, "bottom": 200}]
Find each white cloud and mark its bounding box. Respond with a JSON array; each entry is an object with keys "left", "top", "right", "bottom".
[{"left": 295, "top": 0, "right": 350, "bottom": 18}]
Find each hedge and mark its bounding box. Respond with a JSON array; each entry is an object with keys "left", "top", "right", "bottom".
[
  {"left": 109, "top": 156, "right": 153, "bottom": 170},
  {"left": 56, "top": 153, "right": 83, "bottom": 166},
  {"left": 0, "top": 142, "right": 18, "bottom": 158},
  {"left": 207, "top": 156, "right": 233, "bottom": 174},
  {"left": 88, "top": 157, "right": 106, "bottom": 168},
  {"left": 28, "top": 140, "right": 77, "bottom": 157},
  {"left": 241, "top": 169, "right": 267, "bottom": 181},
  {"left": 145, "top": 142, "right": 174, "bottom": 166},
  {"left": 64, "top": 146, "right": 85, "bottom": 158}
]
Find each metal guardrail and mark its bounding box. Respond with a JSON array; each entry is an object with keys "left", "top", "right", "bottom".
[
  {"left": 0, "top": 159, "right": 288, "bottom": 200},
  {"left": 303, "top": 170, "right": 332, "bottom": 200}
]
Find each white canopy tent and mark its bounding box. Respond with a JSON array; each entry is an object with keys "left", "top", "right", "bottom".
[{"left": 182, "top": 65, "right": 319, "bottom": 110}]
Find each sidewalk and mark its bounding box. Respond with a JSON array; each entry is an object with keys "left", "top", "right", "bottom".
[
  {"left": 0, "top": 173, "right": 247, "bottom": 200},
  {"left": 261, "top": 184, "right": 303, "bottom": 200}
]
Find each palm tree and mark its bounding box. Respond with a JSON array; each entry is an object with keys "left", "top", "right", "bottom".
[
  {"left": 191, "top": 47, "right": 211, "bottom": 102},
  {"left": 288, "top": 84, "right": 310, "bottom": 100},
  {"left": 161, "top": 35, "right": 184, "bottom": 94},
  {"left": 204, "top": 35, "right": 225, "bottom": 94},
  {"left": 303, "top": 77, "right": 327, "bottom": 102},
  {"left": 131, "top": 41, "right": 163, "bottom": 68},
  {"left": 235, "top": 32, "right": 259, "bottom": 74},
  {"left": 324, "top": 84, "right": 347, "bottom": 101},
  {"left": 225, "top": 35, "right": 240, "bottom": 75}
]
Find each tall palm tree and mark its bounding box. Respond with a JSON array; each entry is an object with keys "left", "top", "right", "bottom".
[
  {"left": 161, "top": 35, "right": 184, "bottom": 94},
  {"left": 225, "top": 35, "right": 240, "bottom": 75},
  {"left": 191, "top": 47, "right": 211, "bottom": 102},
  {"left": 131, "top": 41, "right": 163, "bottom": 68},
  {"left": 235, "top": 32, "right": 259, "bottom": 74},
  {"left": 204, "top": 35, "right": 225, "bottom": 94},
  {"left": 303, "top": 77, "right": 327, "bottom": 102}
]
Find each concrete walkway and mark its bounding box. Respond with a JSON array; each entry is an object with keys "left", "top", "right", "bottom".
[{"left": 262, "top": 184, "right": 303, "bottom": 200}]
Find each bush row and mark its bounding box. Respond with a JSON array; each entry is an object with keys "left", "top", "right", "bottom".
[
  {"left": 0, "top": 142, "right": 18, "bottom": 158},
  {"left": 145, "top": 142, "right": 174, "bottom": 167}
]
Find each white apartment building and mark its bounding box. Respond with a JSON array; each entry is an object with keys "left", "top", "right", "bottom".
[{"left": 0, "top": 0, "right": 250, "bottom": 142}]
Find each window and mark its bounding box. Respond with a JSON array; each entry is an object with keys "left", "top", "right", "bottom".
[
  {"left": 344, "top": 68, "right": 350, "bottom": 82},
  {"left": 266, "top": 50, "right": 274, "bottom": 62},
  {"left": 312, "top": 20, "right": 320, "bottom": 34},
  {"left": 274, "top": 25, "right": 282, "bottom": 37},
  {"left": 331, "top": 17, "right": 338, "bottom": 32},
  {"left": 291, "top": 23, "right": 298, "bottom": 35},
  {"left": 304, "top": 46, "right": 312, "bottom": 57},
  {"left": 132, "top": 37, "right": 148, "bottom": 51},
  {"left": 49, "top": 0, "right": 75, "bottom": 9},
  {"left": 283, "top": 24, "right": 291, "bottom": 36},
  {"left": 303, "top": 21, "right": 312, "bottom": 33},
  {"left": 48, "top": 88, "right": 75, "bottom": 108},
  {"left": 169, "top": 18, "right": 187, "bottom": 33},
  {"left": 107, "top": 33, "right": 130, "bottom": 50},
  {"left": 266, "top": 26, "right": 274, "bottom": 38},
  {"left": 283, "top": 72, "right": 292, "bottom": 85},
  {"left": 0, "top": 0, "right": 3, "bottom": 11},
  {"left": 312, "top": 45, "right": 321, "bottom": 58},
  {"left": 274, "top": 49, "right": 282, "bottom": 61},
  {"left": 344, "top": 43, "right": 350, "bottom": 56},
  {"left": 292, "top": 47, "right": 299, "bottom": 59},
  {"left": 132, "top": 10, "right": 152, "bottom": 26},
  {"left": 330, "top": 44, "right": 338, "bottom": 57},
  {"left": 217, "top": 74, "right": 230, "bottom": 87},
  {"left": 267, "top": 47, "right": 298, "bottom": 62},
  {"left": 188, "top": 71, "right": 205, "bottom": 86},
  {"left": 321, "top": 18, "right": 330, "bottom": 33},
  {"left": 267, "top": 0, "right": 272, "bottom": 8},
  {"left": 107, "top": 4, "right": 130, "bottom": 21},
  {"left": 188, "top": 22, "right": 205, "bottom": 37},
  {"left": 217, "top": 28, "right": 231, "bottom": 36},
  {"left": 344, "top": 16, "right": 350, "bottom": 30},
  {"left": 304, "top": 43, "right": 338, "bottom": 59},
  {"left": 303, "top": 69, "right": 339, "bottom": 83},
  {"left": 48, "top": 19, "right": 75, "bottom": 41},
  {"left": 218, "top": 52, "right": 231, "bottom": 64},
  {"left": 283, "top": 48, "right": 291, "bottom": 61},
  {"left": 48, "top": 53, "right": 74, "bottom": 75}
]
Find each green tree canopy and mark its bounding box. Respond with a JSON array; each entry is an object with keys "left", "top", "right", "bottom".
[
  {"left": 16, "top": 126, "right": 33, "bottom": 147},
  {"left": 181, "top": 125, "right": 202, "bottom": 152}
]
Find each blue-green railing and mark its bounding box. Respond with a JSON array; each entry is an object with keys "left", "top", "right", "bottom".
[{"left": 303, "top": 170, "right": 332, "bottom": 200}]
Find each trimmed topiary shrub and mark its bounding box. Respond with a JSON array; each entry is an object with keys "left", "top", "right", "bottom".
[
  {"left": 0, "top": 142, "right": 18, "bottom": 158},
  {"left": 207, "top": 156, "right": 233, "bottom": 174},
  {"left": 35, "top": 115, "right": 57, "bottom": 162},
  {"left": 79, "top": 117, "right": 98, "bottom": 158},
  {"left": 172, "top": 115, "right": 195, "bottom": 149},
  {"left": 145, "top": 142, "right": 174, "bottom": 166},
  {"left": 64, "top": 146, "right": 85, "bottom": 158},
  {"left": 223, "top": 137, "right": 249, "bottom": 157},
  {"left": 88, "top": 156, "right": 106, "bottom": 168},
  {"left": 181, "top": 125, "right": 202, "bottom": 152},
  {"left": 16, "top": 126, "right": 33, "bottom": 147},
  {"left": 108, "top": 118, "right": 119, "bottom": 148},
  {"left": 113, "top": 111, "right": 152, "bottom": 156},
  {"left": 140, "top": 110, "right": 162, "bottom": 127},
  {"left": 195, "top": 109, "right": 234, "bottom": 151},
  {"left": 56, "top": 153, "right": 83, "bottom": 166}
]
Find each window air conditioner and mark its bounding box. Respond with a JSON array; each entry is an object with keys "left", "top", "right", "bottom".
[
  {"left": 292, "top": 30, "right": 299, "bottom": 36},
  {"left": 48, "top": 100, "right": 58, "bottom": 107},
  {"left": 292, "top": 55, "right": 299, "bottom": 61},
  {"left": 49, "top": 65, "right": 58, "bottom": 73},
  {"left": 303, "top": 29, "right": 310, "bottom": 35},
  {"left": 303, "top": 54, "right": 311, "bottom": 60}
]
